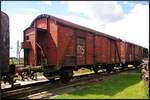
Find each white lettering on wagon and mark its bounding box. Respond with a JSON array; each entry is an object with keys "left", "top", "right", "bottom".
[{"left": 77, "top": 45, "right": 85, "bottom": 56}]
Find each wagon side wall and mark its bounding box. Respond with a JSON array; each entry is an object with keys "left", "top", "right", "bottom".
[
  {"left": 57, "top": 24, "right": 96, "bottom": 69},
  {"left": 57, "top": 24, "right": 76, "bottom": 69},
  {"left": 36, "top": 18, "right": 58, "bottom": 65},
  {"left": 86, "top": 33, "right": 94, "bottom": 65},
  {"left": 95, "top": 36, "right": 108, "bottom": 64},
  {"left": 24, "top": 28, "right": 37, "bottom": 66},
  {"left": 120, "top": 41, "right": 126, "bottom": 64}
]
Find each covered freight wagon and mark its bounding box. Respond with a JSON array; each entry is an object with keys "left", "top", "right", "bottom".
[
  {"left": 1, "top": 11, "right": 16, "bottom": 86},
  {"left": 0, "top": 11, "right": 10, "bottom": 74},
  {"left": 119, "top": 40, "right": 144, "bottom": 66},
  {"left": 22, "top": 14, "right": 145, "bottom": 80}
]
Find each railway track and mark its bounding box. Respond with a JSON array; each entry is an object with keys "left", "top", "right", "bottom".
[{"left": 1, "top": 67, "right": 138, "bottom": 99}]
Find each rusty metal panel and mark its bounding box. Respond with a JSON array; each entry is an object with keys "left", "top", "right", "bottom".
[
  {"left": 139, "top": 47, "right": 142, "bottom": 60},
  {"left": 86, "top": 33, "right": 94, "bottom": 64},
  {"left": 128, "top": 43, "right": 132, "bottom": 62},
  {"left": 115, "top": 41, "right": 121, "bottom": 63},
  {"left": 126, "top": 42, "right": 133, "bottom": 62},
  {"left": 95, "top": 36, "right": 108, "bottom": 64},
  {"left": 57, "top": 25, "right": 75, "bottom": 68},
  {"left": 49, "top": 19, "right": 58, "bottom": 47},
  {"left": 120, "top": 41, "right": 126, "bottom": 64},
  {"left": 110, "top": 40, "right": 116, "bottom": 64},
  {"left": 41, "top": 18, "right": 58, "bottom": 65},
  {"left": 134, "top": 46, "right": 138, "bottom": 60},
  {"left": 21, "top": 41, "right": 32, "bottom": 49},
  {"left": 138, "top": 46, "right": 141, "bottom": 60},
  {"left": 95, "top": 36, "right": 101, "bottom": 63},
  {"left": 132, "top": 45, "right": 135, "bottom": 61},
  {"left": 76, "top": 37, "right": 85, "bottom": 65},
  {"left": 36, "top": 18, "right": 47, "bottom": 29},
  {"left": 141, "top": 48, "right": 143, "bottom": 59},
  {"left": 106, "top": 39, "right": 111, "bottom": 64},
  {"left": 24, "top": 27, "right": 37, "bottom": 66},
  {"left": 130, "top": 44, "right": 133, "bottom": 62},
  {"left": 0, "top": 11, "right": 9, "bottom": 73},
  {"left": 26, "top": 18, "right": 58, "bottom": 66},
  {"left": 135, "top": 46, "right": 139, "bottom": 61},
  {"left": 125, "top": 43, "right": 130, "bottom": 62}
]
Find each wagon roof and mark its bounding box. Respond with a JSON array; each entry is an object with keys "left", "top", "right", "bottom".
[
  {"left": 125, "top": 40, "right": 145, "bottom": 48},
  {"left": 30, "top": 14, "right": 121, "bottom": 41}
]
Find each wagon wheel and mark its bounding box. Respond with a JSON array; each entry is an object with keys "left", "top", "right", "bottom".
[
  {"left": 120, "top": 64, "right": 125, "bottom": 70},
  {"left": 21, "top": 70, "right": 29, "bottom": 81},
  {"left": 60, "top": 71, "right": 73, "bottom": 83},
  {"left": 49, "top": 78, "right": 55, "bottom": 83},
  {"left": 106, "top": 66, "right": 111, "bottom": 74},
  {"left": 34, "top": 71, "right": 37, "bottom": 80},
  {"left": 60, "top": 72, "right": 69, "bottom": 83},
  {"left": 30, "top": 71, "right": 35, "bottom": 80},
  {"left": 7, "top": 74, "right": 16, "bottom": 87},
  {"left": 20, "top": 72, "right": 25, "bottom": 81},
  {"left": 93, "top": 66, "right": 98, "bottom": 74},
  {"left": 3, "top": 76, "right": 8, "bottom": 84},
  {"left": 30, "top": 71, "right": 37, "bottom": 81}
]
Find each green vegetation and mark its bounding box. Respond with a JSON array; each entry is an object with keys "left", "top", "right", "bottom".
[
  {"left": 53, "top": 73, "right": 149, "bottom": 99},
  {"left": 9, "top": 57, "right": 24, "bottom": 64}
]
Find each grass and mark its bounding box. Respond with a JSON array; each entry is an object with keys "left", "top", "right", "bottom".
[
  {"left": 9, "top": 58, "right": 24, "bottom": 64},
  {"left": 53, "top": 73, "right": 149, "bottom": 99}
]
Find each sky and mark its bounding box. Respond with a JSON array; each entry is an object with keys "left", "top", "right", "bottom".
[{"left": 1, "top": 1, "right": 149, "bottom": 57}]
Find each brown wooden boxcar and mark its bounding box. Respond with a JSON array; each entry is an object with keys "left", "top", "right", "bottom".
[
  {"left": 1, "top": 11, "right": 9, "bottom": 73},
  {"left": 1, "top": 11, "right": 16, "bottom": 85},
  {"left": 119, "top": 40, "right": 145, "bottom": 66},
  {"left": 22, "top": 14, "right": 147, "bottom": 80}
]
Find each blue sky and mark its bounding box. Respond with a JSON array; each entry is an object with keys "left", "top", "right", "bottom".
[
  {"left": 2, "top": 1, "right": 149, "bottom": 17},
  {"left": 2, "top": 1, "right": 87, "bottom": 18},
  {"left": 1, "top": 1, "right": 149, "bottom": 57}
]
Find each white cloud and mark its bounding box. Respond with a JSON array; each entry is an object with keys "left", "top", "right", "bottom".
[
  {"left": 40, "top": 7, "right": 48, "bottom": 14},
  {"left": 67, "top": 1, "right": 124, "bottom": 24},
  {"left": 9, "top": 14, "right": 36, "bottom": 57},
  {"left": 56, "top": 15, "right": 102, "bottom": 32},
  {"left": 63, "top": 2, "right": 149, "bottom": 48},
  {"left": 42, "top": 1, "right": 52, "bottom": 5},
  {"left": 9, "top": 7, "right": 49, "bottom": 57},
  {"left": 25, "top": 8, "right": 40, "bottom": 13},
  {"left": 101, "top": 4, "right": 149, "bottom": 48},
  {"left": 123, "top": 1, "right": 128, "bottom": 5},
  {"left": 129, "top": 2, "right": 135, "bottom": 8},
  {"left": 25, "top": 7, "right": 48, "bottom": 14},
  {"left": 60, "top": 1, "right": 67, "bottom": 4}
]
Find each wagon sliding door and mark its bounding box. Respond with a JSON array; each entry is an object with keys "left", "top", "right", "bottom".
[{"left": 76, "top": 37, "right": 86, "bottom": 65}]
